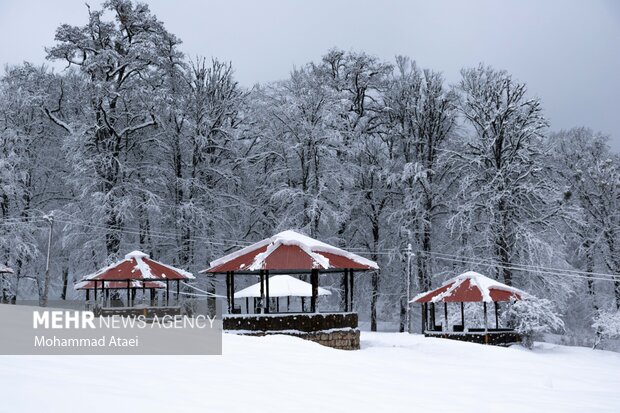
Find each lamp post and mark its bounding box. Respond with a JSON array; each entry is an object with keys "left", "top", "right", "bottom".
[
  {"left": 41, "top": 213, "right": 54, "bottom": 307},
  {"left": 404, "top": 244, "right": 413, "bottom": 333}
]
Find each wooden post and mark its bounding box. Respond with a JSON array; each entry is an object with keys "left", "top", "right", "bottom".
[
  {"left": 264, "top": 270, "right": 270, "bottom": 314},
  {"left": 225, "top": 272, "right": 231, "bottom": 313},
  {"left": 94, "top": 280, "right": 98, "bottom": 301},
  {"left": 494, "top": 301, "right": 499, "bottom": 329},
  {"left": 349, "top": 270, "right": 354, "bottom": 311},
  {"left": 421, "top": 303, "right": 426, "bottom": 333},
  {"left": 259, "top": 270, "right": 265, "bottom": 313},
  {"left": 165, "top": 279, "right": 169, "bottom": 306},
  {"left": 444, "top": 302, "right": 448, "bottom": 331},
  {"left": 230, "top": 272, "right": 235, "bottom": 312},
  {"left": 127, "top": 280, "right": 131, "bottom": 306},
  {"left": 150, "top": 289, "right": 155, "bottom": 306},
  {"left": 176, "top": 280, "right": 180, "bottom": 305},
  {"left": 301, "top": 297, "right": 305, "bottom": 312},
  {"left": 86, "top": 288, "right": 90, "bottom": 302},
  {"left": 287, "top": 296, "right": 290, "bottom": 312},
  {"left": 310, "top": 269, "right": 319, "bottom": 313},
  {"left": 343, "top": 269, "right": 349, "bottom": 312},
  {"left": 276, "top": 297, "right": 280, "bottom": 313},
  {"left": 483, "top": 301, "right": 488, "bottom": 331},
  {"left": 461, "top": 302, "right": 465, "bottom": 330},
  {"left": 430, "top": 302, "right": 436, "bottom": 330}
]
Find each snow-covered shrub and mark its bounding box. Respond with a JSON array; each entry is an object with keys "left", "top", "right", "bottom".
[
  {"left": 502, "top": 298, "right": 565, "bottom": 348},
  {"left": 592, "top": 310, "right": 620, "bottom": 349}
]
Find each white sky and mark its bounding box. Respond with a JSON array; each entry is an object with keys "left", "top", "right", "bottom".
[{"left": 1, "top": 0, "right": 619, "bottom": 149}]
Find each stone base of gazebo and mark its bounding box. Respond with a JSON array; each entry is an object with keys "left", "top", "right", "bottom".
[
  {"left": 224, "top": 312, "right": 360, "bottom": 350},
  {"left": 424, "top": 329, "right": 522, "bottom": 346}
]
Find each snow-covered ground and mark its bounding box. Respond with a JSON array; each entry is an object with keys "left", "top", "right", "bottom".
[{"left": 1, "top": 332, "right": 619, "bottom": 412}]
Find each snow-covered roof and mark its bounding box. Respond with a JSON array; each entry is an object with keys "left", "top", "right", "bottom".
[
  {"left": 0, "top": 264, "right": 13, "bottom": 274},
  {"left": 75, "top": 250, "right": 194, "bottom": 290},
  {"left": 411, "top": 271, "right": 528, "bottom": 303},
  {"left": 205, "top": 230, "right": 378, "bottom": 273},
  {"left": 234, "top": 274, "right": 332, "bottom": 298}
]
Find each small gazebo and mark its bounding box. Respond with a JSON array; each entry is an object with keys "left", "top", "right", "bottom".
[
  {"left": 411, "top": 271, "right": 528, "bottom": 345},
  {"left": 234, "top": 274, "right": 331, "bottom": 313},
  {"left": 74, "top": 251, "right": 194, "bottom": 310}
]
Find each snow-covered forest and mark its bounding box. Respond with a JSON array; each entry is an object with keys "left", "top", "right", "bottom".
[{"left": 1, "top": 0, "right": 619, "bottom": 345}]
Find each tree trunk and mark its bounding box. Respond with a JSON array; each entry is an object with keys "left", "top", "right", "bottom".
[
  {"left": 370, "top": 221, "right": 380, "bottom": 332},
  {"left": 495, "top": 203, "right": 513, "bottom": 286},
  {"left": 60, "top": 267, "right": 69, "bottom": 300},
  {"left": 583, "top": 239, "right": 597, "bottom": 310}
]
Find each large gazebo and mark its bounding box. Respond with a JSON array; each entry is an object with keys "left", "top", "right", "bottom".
[
  {"left": 203, "top": 230, "right": 378, "bottom": 350},
  {"left": 204, "top": 230, "right": 378, "bottom": 314},
  {"left": 411, "top": 271, "right": 528, "bottom": 345},
  {"left": 75, "top": 251, "right": 194, "bottom": 313}
]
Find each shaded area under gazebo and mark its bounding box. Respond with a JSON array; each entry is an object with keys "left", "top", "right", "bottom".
[
  {"left": 411, "top": 271, "right": 528, "bottom": 345},
  {"left": 75, "top": 279, "right": 166, "bottom": 307},
  {"left": 74, "top": 251, "right": 195, "bottom": 316},
  {"left": 234, "top": 274, "right": 331, "bottom": 313}
]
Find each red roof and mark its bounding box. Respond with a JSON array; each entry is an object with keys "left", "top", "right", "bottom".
[
  {"left": 204, "top": 230, "right": 378, "bottom": 273},
  {"left": 411, "top": 271, "right": 527, "bottom": 303},
  {"left": 74, "top": 251, "right": 194, "bottom": 290}
]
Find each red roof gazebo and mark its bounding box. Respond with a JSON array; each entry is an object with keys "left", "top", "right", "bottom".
[
  {"left": 203, "top": 230, "right": 378, "bottom": 314},
  {"left": 411, "top": 271, "right": 528, "bottom": 345},
  {"left": 75, "top": 251, "right": 194, "bottom": 307}
]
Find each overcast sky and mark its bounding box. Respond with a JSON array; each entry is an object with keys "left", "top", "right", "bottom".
[{"left": 1, "top": 0, "right": 618, "bottom": 149}]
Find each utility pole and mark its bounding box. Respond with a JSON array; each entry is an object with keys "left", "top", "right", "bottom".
[
  {"left": 41, "top": 213, "right": 54, "bottom": 307},
  {"left": 405, "top": 243, "right": 413, "bottom": 333}
]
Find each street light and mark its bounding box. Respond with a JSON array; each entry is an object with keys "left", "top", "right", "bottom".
[
  {"left": 41, "top": 213, "right": 54, "bottom": 307},
  {"left": 404, "top": 244, "right": 414, "bottom": 333}
]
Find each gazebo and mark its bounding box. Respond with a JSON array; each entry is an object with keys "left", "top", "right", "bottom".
[
  {"left": 203, "top": 230, "right": 378, "bottom": 350},
  {"left": 74, "top": 251, "right": 194, "bottom": 315},
  {"left": 411, "top": 271, "right": 528, "bottom": 345},
  {"left": 234, "top": 274, "right": 331, "bottom": 313},
  {"left": 204, "top": 230, "right": 378, "bottom": 314}
]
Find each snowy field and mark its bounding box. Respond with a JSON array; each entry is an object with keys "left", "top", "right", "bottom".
[{"left": 1, "top": 332, "right": 619, "bottom": 413}]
